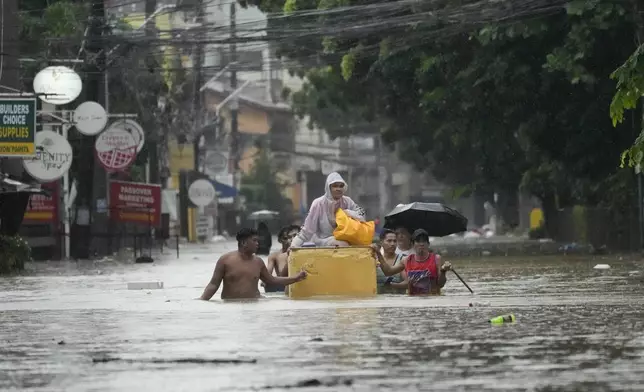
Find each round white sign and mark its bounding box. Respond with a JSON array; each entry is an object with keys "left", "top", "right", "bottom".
[
  {"left": 23, "top": 130, "right": 73, "bottom": 182},
  {"left": 188, "top": 179, "right": 216, "bottom": 207},
  {"left": 94, "top": 127, "right": 137, "bottom": 171},
  {"left": 74, "top": 101, "right": 108, "bottom": 135},
  {"left": 106, "top": 119, "right": 145, "bottom": 153},
  {"left": 204, "top": 150, "right": 228, "bottom": 174},
  {"left": 33, "top": 66, "right": 83, "bottom": 105}
]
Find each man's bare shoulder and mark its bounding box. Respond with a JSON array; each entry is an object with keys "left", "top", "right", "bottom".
[
  {"left": 253, "top": 255, "right": 266, "bottom": 266},
  {"left": 267, "top": 251, "right": 280, "bottom": 261},
  {"left": 218, "top": 251, "right": 239, "bottom": 263}
]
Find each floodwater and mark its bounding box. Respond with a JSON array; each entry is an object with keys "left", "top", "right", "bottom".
[{"left": 1, "top": 242, "right": 644, "bottom": 392}]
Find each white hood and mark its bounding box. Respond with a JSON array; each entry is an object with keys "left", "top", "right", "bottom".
[{"left": 324, "top": 172, "right": 347, "bottom": 201}]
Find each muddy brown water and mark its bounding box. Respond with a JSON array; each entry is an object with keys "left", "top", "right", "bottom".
[{"left": 1, "top": 242, "right": 643, "bottom": 391}]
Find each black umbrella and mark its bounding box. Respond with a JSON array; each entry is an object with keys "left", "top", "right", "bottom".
[{"left": 384, "top": 202, "right": 467, "bottom": 237}]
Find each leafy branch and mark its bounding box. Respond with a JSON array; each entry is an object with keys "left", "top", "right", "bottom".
[{"left": 610, "top": 43, "right": 644, "bottom": 169}]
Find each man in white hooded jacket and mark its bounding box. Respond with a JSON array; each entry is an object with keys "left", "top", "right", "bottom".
[{"left": 291, "top": 172, "right": 366, "bottom": 248}]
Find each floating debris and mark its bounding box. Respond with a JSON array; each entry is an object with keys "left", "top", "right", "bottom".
[
  {"left": 309, "top": 337, "right": 324, "bottom": 342},
  {"left": 135, "top": 256, "right": 154, "bottom": 264},
  {"left": 92, "top": 357, "right": 257, "bottom": 365},
  {"left": 593, "top": 264, "right": 610, "bottom": 270},
  {"left": 127, "top": 281, "right": 164, "bottom": 290},
  {"left": 489, "top": 314, "right": 516, "bottom": 325},
  {"left": 265, "top": 378, "right": 353, "bottom": 389}
]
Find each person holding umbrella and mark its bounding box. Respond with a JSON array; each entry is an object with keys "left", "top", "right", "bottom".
[{"left": 372, "top": 229, "right": 453, "bottom": 296}]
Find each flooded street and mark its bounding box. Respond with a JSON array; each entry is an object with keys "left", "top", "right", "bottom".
[{"left": 1, "top": 242, "right": 644, "bottom": 391}]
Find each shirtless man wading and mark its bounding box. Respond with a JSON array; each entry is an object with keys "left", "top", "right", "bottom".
[{"left": 200, "top": 228, "right": 307, "bottom": 300}]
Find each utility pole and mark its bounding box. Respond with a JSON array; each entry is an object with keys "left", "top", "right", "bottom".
[
  {"left": 0, "top": 0, "right": 20, "bottom": 93},
  {"left": 145, "top": 0, "right": 159, "bottom": 184},
  {"left": 86, "top": 0, "right": 107, "bottom": 257},
  {"left": 229, "top": 1, "right": 240, "bottom": 229},
  {"left": 192, "top": 0, "right": 205, "bottom": 171},
  {"left": 0, "top": 0, "right": 22, "bottom": 179},
  {"left": 0, "top": 0, "right": 32, "bottom": 237}
]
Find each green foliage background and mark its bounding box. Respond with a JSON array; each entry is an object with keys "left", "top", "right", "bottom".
[{"left": 244, "top": 0, "right": 642, "bottom": 221}]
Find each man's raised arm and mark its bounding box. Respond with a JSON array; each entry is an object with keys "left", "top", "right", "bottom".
[
  {"left": 200, "top": 257, "right": 226, "bottom": 300},
  {"left": 259, "top": 260, "right": 307, "bottom": 286},
  {"left": 371, "top": 244, "right": 406, "bottom": 276}
]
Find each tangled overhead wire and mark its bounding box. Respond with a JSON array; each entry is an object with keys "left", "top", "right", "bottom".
[{"left": 19, "top": 0, "right": 571, "bottom": 74}]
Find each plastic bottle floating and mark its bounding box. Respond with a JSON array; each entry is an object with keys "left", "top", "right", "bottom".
[
  {"left": 593, "top": 264, "right": 610, "bottom": 270},
  {"left": 489, "top": 314, "right": 516, "bottom": 325}
]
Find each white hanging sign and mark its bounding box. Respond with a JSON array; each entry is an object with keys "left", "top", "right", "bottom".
[
  {"left": 204, "top": 150, "right": 228, "bottom": 174},
  {"left": 33, "top": 66, "right": 83, "bottom": 105},
  {"left": 23, "top": 130, "right": 73, "bottom": 182},
  {"left": 74, "top": 101, "right": 108, "bottom": 135},
  {"left": 94, "top": 127, "right": 137, "bottom": 172},
  {"left": 188, "top": 179, "right": 216, "bottom": 207},
  {"left": 106, "top": 119, "right": 145, "bottom": 153}
]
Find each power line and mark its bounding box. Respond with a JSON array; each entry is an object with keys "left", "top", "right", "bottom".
[{"left": 16, "top": 0, "right": 571, "bottom": 55}]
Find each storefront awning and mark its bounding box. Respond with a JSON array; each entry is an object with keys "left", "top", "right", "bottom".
[{"left": 212, "top": 180, "right": 237, "bottom": 199}]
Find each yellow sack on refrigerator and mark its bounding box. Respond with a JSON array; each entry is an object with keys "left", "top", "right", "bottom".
[{"left": 333, "top": 209, "right": 375, "bottom": 246}]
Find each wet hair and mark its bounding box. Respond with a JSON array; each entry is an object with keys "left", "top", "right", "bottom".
[
  {"left": 395, "top": 226, "right": 411, "bottom": 235},
  {"left": 236, "top": 228, "right": 258, "bottom": 247},
  {"left": 380, "top": 229, "right": 396, "bottom": 240},
  {"left": 412, "top": 229, "right": 430, "bottom": 243},
  {"left": 278, "top": 225, "right": 300, "bottom": 240}
]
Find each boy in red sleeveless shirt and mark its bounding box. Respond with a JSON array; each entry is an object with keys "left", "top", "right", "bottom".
[{"left": 373, "top": 229, "right": 452, "bottom": 295}]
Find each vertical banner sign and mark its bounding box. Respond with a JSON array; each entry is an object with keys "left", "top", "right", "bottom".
[
  {"left": 109, "top": 181, "right": 161, "bottom": 227},
  {"left": 0, "top": 98, "right": 36, "bottom": 156},
  {"left": 23, "top": 182, "right": 60, "bottom": 223}
]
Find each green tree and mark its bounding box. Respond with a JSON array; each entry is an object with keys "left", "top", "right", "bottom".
[
  {"left": 241, "top": 149, "right": 293, "bottom": 219},
  {"left": 19, "top": 0, "right": 88, "bottom": 81},
  {"left": 248, "top": 0, "right": 639, "bottom": 225}
]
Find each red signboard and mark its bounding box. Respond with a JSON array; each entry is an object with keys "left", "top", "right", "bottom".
[
  {"left": 109, "top": 180, "right": 161, "bottom": 227},
  {"left": 24, "top": 182, "right": 59, "bottom": 223}
]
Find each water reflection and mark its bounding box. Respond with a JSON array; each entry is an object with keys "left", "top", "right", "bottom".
[{"left": 0, "top": 249, "right": 643, "bottom": 391}]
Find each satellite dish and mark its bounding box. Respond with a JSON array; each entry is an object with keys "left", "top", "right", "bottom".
[{"left": 33, "top": 66, "right": 83, "bottom": 105}]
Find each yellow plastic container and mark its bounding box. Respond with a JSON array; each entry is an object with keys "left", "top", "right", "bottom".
[{"left": 288, "top": 246, "right": 377, "bottom": 299}]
